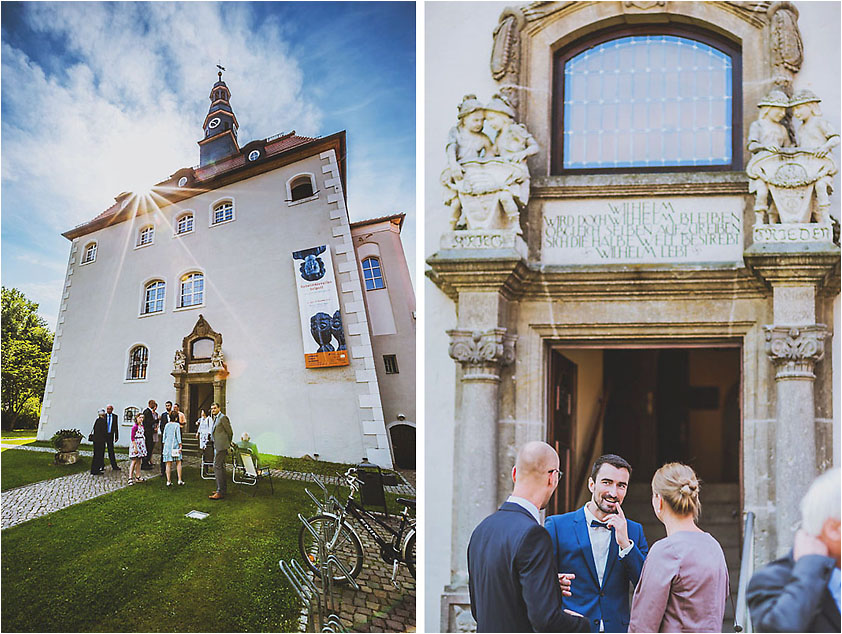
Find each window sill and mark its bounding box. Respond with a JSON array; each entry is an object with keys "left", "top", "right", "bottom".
[
  {"left": 174, "top": 303, "right": 204, "bottom": 312},
  {"left": 209, "top": 218, "right": 235, "bottom": 228},
  {"left": 134, "top": 242, "right": 154, "bottom": 250},
  {"left": 532, "top": 170, "right": 750, "bottom": 199},
  {"left": 174, "top": 230, "right": 194, "bottom": 238},
  {"left": 287, "top": 194, "right": 319, "bottom": 207},
  {"left": 79, "top": 259, "right": 96, "bottom": 266},
  {"left": 138, "top": 310, "right": 165, "bottom": 319},
  {"left": 124, "top": 378, "right": 149, "bottom": 384}
]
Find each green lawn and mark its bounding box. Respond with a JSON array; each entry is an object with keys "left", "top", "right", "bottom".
[
  {"left": 1, "top": 449, "right": 94, "bottom": 491},
  {"left": 0, "top": 430, "right": 39, "bottom": 439},
  {"left": 18, "top": 439, "right": 129, "bottom": 455},
  {"left": 1, "top": 467, "right": 314, "bottom": 632}
]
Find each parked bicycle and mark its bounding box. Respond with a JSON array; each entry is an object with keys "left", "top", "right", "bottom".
[{"left": 298, "top": 467, "right": 416, "bottom": 585}]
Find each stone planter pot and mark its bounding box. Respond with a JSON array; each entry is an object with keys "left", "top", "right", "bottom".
[{"left": 57, "top": 437, "right": 82, "bottom": 453}]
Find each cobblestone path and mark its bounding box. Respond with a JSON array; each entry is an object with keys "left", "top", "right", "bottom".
[{"left": 1, "top": 458, "right": 140, "bottom": 529}]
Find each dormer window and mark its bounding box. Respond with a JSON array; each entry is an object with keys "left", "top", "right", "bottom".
[
  {"left": 81, "top": 241, "right": 97, "bottom": 264},
  {"left": 137, "top": 225, "right": 154, "bottom": 248},
  {"left": 287, "top": 174, "right": 317, "bottom": 204}
]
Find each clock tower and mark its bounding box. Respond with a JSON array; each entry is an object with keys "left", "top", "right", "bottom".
[{"left": 198, "top": 68, "right": 239, "bottom": 167}]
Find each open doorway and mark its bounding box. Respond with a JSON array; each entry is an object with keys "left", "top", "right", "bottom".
[
  {"left": 547, "top": 345, "right": 741, "bottom": 514},
  {"left": 187, "top": 383, "right": 214, "bottom": 432}
]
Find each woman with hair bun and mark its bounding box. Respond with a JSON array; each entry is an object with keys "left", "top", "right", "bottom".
[{"left": 628, "top": 463, "right": 729, "bottom": 632}]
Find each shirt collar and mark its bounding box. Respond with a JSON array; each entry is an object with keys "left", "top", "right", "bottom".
[
  {"left": 507, "top": 496, "right": 541, "bottom": 524},
  {"left": 583, "top": 503, "right": 599, "bottom": 525}
]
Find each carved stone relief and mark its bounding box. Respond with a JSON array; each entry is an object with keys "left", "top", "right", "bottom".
[
  {"left": 747, "top": 89, "right": 839, "bottom": 237},
  {"left": 764, "top": 325, "right": 827, "bottom": 379},
  {"left": 490, "top": 8, "right": 525, "bottom": 115},
  {"left": 768, "top": 1, "right": 803, "bottom": 92},
  {"left": 441, "top": 94, "right": 538, "bottom": 235},
  {"left": 447, "top": 328, "right": 516, "bottom": 380}
]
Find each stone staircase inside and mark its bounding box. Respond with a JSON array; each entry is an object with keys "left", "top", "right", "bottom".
[
  {"left": 181, "top": 435, "right": 201, "bottom": 457},
  {"left": 621, "top": 482, "right": 741, "bottom": 632}
]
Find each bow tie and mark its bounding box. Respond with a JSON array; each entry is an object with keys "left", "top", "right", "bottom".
[{"left": 590, "top": 520, "right": 612, "bottom": 530}]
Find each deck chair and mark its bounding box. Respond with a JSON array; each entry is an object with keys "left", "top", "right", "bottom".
[
  {"left": 232, "top": 445, "right": 274, "bottom": 494},
  {"left": 200, "top": 442, "right": 215, "bottom": 480}
]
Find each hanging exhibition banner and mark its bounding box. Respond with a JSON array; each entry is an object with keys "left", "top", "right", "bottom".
[{"left": 292, "top": 245, "right": 349, "bottom": 369}]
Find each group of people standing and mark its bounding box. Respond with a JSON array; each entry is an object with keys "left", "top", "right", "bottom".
[
  {"left": 468, "top": 443, "right": 841, "bottom": 632},
  {"left": 89, "top": 400, "right": 234, "bottom": 497},
  {"left": 468, "top": 446, "right": 730, "bottom": 633}
]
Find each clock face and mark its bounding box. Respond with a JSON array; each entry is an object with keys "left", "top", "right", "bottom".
[
  {"left": 208, "top": 117, "right": 221, "bottom": 129},
  {"left": 178, "top": 177, "right": 188, "bottom": 187},
  {"left": 248, "top": 150, "right": 260, "bottom": 162}
]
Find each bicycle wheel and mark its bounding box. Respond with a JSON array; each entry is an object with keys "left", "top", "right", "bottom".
[
  {"left": 402, "top": 529, "right": 416, "bottom": 578},
  {"left": 298, "top": 514, "right": 364, "bottom": 582}
]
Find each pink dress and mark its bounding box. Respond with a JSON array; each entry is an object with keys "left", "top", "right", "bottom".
[{"left": 129, "top": 423, "right": 147, "bottom": 458}]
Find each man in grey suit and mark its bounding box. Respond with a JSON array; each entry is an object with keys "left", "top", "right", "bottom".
[{"left": 208, "top": 402, "right": 233, "bottom": 500}]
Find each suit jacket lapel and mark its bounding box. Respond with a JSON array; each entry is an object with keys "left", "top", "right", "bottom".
[
  {"left": 821, "top": 587, "right": 841, "bottom": 630},
  {"left": 602, "top": 529, "right": 619, "bottom": 588},
  {"left": 573, "top": 509, "right": 599, "bottom": 586}
]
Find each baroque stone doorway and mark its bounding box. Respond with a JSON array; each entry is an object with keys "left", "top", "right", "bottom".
[{"left": 172, "top": 315, "right": 228, "bottom": 426}]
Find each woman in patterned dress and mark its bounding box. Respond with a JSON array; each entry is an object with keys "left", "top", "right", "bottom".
[{"left": 128, "top": 413, "right": 147, "bottom": 484}]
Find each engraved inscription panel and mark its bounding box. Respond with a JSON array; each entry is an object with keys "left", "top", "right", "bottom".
[{"left": 541, "top": 196, "right": 745, "bottom": 265}]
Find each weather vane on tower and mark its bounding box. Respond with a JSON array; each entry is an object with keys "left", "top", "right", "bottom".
[{"left": 216, "top": 63, "right": 225, "bottom": 81}]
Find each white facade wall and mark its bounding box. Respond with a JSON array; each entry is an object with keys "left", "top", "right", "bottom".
[{"left": 40, "top": 148, "right": 393, "bottom": 468}]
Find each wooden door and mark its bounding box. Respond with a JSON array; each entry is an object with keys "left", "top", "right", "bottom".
[{"left": 548, "top": 351, "right": 577, "bottom": 516}]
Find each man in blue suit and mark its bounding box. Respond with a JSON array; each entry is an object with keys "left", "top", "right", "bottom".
[
  {"left": 468, "top": 441, "right": 589, "bottom": 632},
  {"left": 545, "top": 454, "right": 648, "bottom": 633}
]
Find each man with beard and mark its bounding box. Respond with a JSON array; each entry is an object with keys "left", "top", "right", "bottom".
[{"left": 545, "top": 454, "right": 649, "bottom": 632}]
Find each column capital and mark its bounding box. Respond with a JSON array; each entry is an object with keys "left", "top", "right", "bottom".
[
  {"left": 764, "top": 324, "right": 827, "bottom": 379},
  {"left": 447, "top": 328, "right": 516, "bottom": 380}
]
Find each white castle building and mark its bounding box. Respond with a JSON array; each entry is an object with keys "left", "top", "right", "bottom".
[{"left": 38, "top": 73, "right": 416, "bottom": 469}]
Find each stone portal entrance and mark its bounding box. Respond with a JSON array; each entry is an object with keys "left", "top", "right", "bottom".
[{"left": 172, "top": 315, "right": 228, "bottom": 426}]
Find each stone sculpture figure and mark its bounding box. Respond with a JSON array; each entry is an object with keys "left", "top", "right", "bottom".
[
  {"left": 442, "top": 95, "right": 494, "bottom": 228},
  {"left": 746, "top": 90, "right": 791, "bottom": 224},
  {"left": 441, "top": 93, "right": 538, "bottom": 234},
  {"left": 485, "top": 94, "right": 539, "bottom": 227},
  {"left": 791, "top": 90, "right": 839, "bottom": 223},
  {"left": 211, "top": 345, "right": 225, "bottom": 369},
  {"left": 173, "top": 349, "right": 186, "bottom": 372},
  {"left": 768, "top": 1, "right": 803, "bottom": 91},
  {"left": 746, "top": 89, "right": 838, "bottom": 226}
]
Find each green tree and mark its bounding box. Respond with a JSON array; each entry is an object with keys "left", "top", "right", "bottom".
[{"left": 1, "top": 287, "right": 54, "bottom": 430}]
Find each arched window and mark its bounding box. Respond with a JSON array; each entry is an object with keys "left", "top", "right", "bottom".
[
  {"left": 176, "top": 213, "right": 194, "bottom": 235},
  {"left": 552, "top": 25, "right": 740, "bottom": 172},
  {"left": 211, "top": 200, "right": 234, "bottom": 225},
  {"left": 179, "top": 272, "right": 204, "bottom": 308},
  {"left": 289, "top": 174, "right": 316, "bottom": 202},
  {"left": 124, "top": 407, "right": 140, "bottom": 423},
  {"left": 137, "top": 225, "right": 155, "bottom": 247},
  {"left": 127, "top": 346, "right": 148, "bottom": 381},
  {"left": 81, "top": 241, "right": 97, "bottom": 264},
  {"left": 362, "top": 257, "right": 385, "bottom": 290},
  {"left": 143, "top": 280, "right": 165, "bottom": 314}
]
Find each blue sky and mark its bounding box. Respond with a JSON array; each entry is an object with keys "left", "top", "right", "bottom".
[{"left": 1, "top": 1, "right": 416, "bottom": 329}]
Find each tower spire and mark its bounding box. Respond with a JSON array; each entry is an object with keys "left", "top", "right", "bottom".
[{"left": 198, "top": 67, "right": 238, "bottom": 166}]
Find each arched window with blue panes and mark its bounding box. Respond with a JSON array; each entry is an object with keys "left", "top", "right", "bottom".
[
  {"left": 361, "top": 257, "right": 385, "bottom": 290},
  {"left": 553, "top": 25, "right": 741, "bottom": 173}
]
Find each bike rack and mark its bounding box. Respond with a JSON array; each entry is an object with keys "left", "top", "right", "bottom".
[{"left": 281, "top": 514, "right": 359, "bottom": 632}]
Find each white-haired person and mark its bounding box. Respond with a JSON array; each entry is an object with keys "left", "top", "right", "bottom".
[
  {"left": 748, "top": 468, "right": 840, "bottom": 632},
  {"left": 629, "top": 462, "right": 729, "bottom": 632}
]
